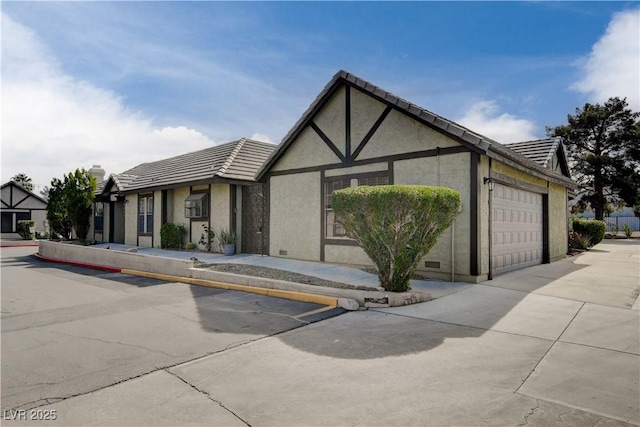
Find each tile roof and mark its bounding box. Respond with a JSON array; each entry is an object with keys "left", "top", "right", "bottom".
[
  {"left": 503, "top": 137, "right": 562, "bottom": 168},
  {"left": 257, "top": 70, "right": 574, "bottom": 188},
  {"left": 98, "top": 138, "right": 275, "bottom": 194}
]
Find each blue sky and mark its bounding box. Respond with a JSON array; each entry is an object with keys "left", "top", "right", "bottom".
[{"left": 2, "top": 1, "right": 639, "bottom": 191}]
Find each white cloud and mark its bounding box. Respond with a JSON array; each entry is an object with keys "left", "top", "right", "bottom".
[
  {"left": 249, "top": 133, "right": 275, "bottom": 144},
  {"left": 0, "top": 13, "right": 217, "bottom": 190},
  {"left": 572, "top": 8, "right": 640, "bottom": 110},
  {"left": 456, "top": 101, "right": 538, "bottom": 144}
]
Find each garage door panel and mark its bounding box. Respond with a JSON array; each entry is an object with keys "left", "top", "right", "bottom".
[{"left": 492, "top": 184, "right": 543, "bottom": 275}]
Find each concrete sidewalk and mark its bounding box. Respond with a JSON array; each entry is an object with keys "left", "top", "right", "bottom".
[{"left": 90, "top": 243, "right": 471, "bottom": 300}]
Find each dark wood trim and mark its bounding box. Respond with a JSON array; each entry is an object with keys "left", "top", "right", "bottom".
[
  {"left": 351, "top": 105, "right": 392, "bottom": 161},
  {"left": 487, "top": 151, "right": 574, "bottom": 188},
  {"left": 13, "top": 194, "right": 31, "bottom": 208},
  {"left": 109, "top": 202, "right": 115, "bottom": 243},
  {"left": 1, "top": 199, "right": 9, "bottom": 208},
  {"left": 388, "top": 160, "right": 394, "bottom": 184},
  {"left": 9, "top": 186, "right": 13, "bottom": 208},
  {"left": 323, "top": 170, "right": 389, "bottom": 183},
  {"left": 310, "top": 121, "right": 345, "bottom": 163},
  {"left": 230, "top": 184, "right": 237, "bottom": 234},
  {"left": 320, "top": 170, "right": 325, "bottom": 262},
  {"left": 470, "top": 152, "right": 480, "bottom": 276},
  {"left": 345, "top": 86, "right": 351, "bottom": 160},
  {"left": 490, "top": 172, "right": 549, "bottom": 194},
  {"left": 347, "top": 82, "right": 487, "bottom": 155},
  {"left": 268, "top": 145, "right": 469, "bottom": 177},
  {"left": 264, "top": 179, "right": 270, "bottom": 256},
  {"left": 487, "top": 159, "right": 493, "bottom": 280},
  {"left": 324, "top": 238, "right": 360, "bottom": 247},
  {"left": 161, "top": 190, "right": 168, "bottom": 225},
  {"left": 542, "top": 194, "right": 550, "bottom": 264}
]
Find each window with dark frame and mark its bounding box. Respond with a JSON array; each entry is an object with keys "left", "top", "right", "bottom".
[
  {"left": 184, "top": 193, "right": 209, "bottom": 219},
  {"left": 94, "top": 202, "right": 104, "bottom": 232},
  {"left": 138, "top": 194, "right": 153, "bottom": 234},
  {"left": 324, "top": 173, "right": 389, "bottom": 239}
]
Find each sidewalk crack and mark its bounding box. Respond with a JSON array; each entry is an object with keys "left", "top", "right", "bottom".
[{"left": 165, "top": 369, "right": 251, "bottom": 426}]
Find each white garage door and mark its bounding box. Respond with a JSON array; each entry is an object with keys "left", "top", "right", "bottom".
[{"left": 492, "top": 183, "right": 543, "bottom": 275}]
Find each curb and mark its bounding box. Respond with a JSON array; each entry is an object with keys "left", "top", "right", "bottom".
[
  {"left": 34, "top": 253, "right": 122, "bottom": 273},
  {"left": 34, "top": 253, "right": 346, "bottom": 309}
]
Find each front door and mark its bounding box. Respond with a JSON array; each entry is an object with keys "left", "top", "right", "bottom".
[{"left": 241, "top": 184, "right": 268, "bottom": 254}]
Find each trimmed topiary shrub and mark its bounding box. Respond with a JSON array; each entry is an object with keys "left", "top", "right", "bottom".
[
  {"left": 572, "top": 218, "right": 606, "bottom": 247},
  {"left": 332, "top": 185, "right": 461, "bottom": 292},
  {"left": 160, "top": 223, "right": 188, "bottom": 249}
]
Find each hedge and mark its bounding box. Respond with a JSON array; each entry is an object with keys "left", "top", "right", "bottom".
[
  {"left": 332, "top": 185, "right": 461, "bottom": 292},
  {"left": 572, "top": 218, "right": 606, "bottom": 247}
]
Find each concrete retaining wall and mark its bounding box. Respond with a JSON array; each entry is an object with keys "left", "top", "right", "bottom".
[{"left": 38, "top": 241, "right": 195, "bottom": 275}]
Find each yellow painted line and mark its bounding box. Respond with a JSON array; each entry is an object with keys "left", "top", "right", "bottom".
[
  {"left": 293, "top": 305, "right": 338, "bottom": 319},
  {"left": 120, "top": 268, "right": 338, "bottom": 307}
]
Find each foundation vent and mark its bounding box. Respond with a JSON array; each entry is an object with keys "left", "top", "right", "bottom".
[
  {"left": 279, "top": 250, "right": 288, "bottom": 256},
  {"left": 424, "top": 261, "right": 441, "bottom": 269}
]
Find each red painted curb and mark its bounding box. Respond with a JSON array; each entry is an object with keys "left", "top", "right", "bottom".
[
  {"left": 1, "top": 244, "right": 39, "bottom": 248},
  {"left": 34, "top": 253, "right": 122, "bottom": 273}
]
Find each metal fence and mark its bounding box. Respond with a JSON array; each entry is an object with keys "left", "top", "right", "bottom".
[{"left": 603, "top": 216, "right": 640, "bottom": 232}]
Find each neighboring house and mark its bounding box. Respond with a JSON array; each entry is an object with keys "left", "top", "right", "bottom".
[
  {"left": 93, "top": 138, "right": 275, "bottom": 253},
  {"left": 257, "top": 70, "right": 576, "bottom": 282},
  {"left": 1, "top": 181, "right": 48, "bottom": 238}
]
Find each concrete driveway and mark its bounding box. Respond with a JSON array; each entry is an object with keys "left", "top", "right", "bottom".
[{"left": 3, "top": 240, "right": 639, "bottom": 426}]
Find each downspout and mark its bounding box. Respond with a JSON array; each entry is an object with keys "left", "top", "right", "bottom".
[{"left": 451, "top": 222, "right": 455, "bottom": 282}]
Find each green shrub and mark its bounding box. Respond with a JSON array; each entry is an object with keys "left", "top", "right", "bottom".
[
  {"left": 185, "top": 242, "right": 196, "bottom": 250},
  {"left": 332, "top": 185, "right": 461, "bottom": 292},
  {"left": 623, "top": 224, "right": 633, "bottom": 238},
  {"left": 572, "top": 219, "right": 605, "bottom": 247},
  {"left": 160, "top": 223, "right": 187, "bottom": 249},
  {"left": 17, "top": 220, "right": 35, "bottom": 240}
]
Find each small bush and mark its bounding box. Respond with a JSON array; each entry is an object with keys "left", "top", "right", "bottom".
[
  {"left": 17, "top": 220, "right": 35, "bottom": 240},
  {"left": 160, "top": 223, "right": 188, "bottom": 249},
  {"left": 572, "top": 232, "right": 591, "bottom": 250},
  {"left": 333, "top": 185, "right": 461, "bottom": 292},
  {"left": 623, "top": 224, "right": 633, "bottom": 238},
  {"left": 185, "top": 242, "right": 196, "bottom": 250},
  {"left": 572, "top": 219, "right": 605, "bottom": 247}
]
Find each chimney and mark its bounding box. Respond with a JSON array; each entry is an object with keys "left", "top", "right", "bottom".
[{"left": 88, "top": 165, "right": 106, "bottom": 183}]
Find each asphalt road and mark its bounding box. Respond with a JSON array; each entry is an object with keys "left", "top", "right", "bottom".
[{"left": 1, "top": 246, "right": 340, "bottom": 412}]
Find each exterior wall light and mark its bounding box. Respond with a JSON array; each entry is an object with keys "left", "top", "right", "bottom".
[{"left": 483, "top": 177, "right": 495, "bottom": 191}]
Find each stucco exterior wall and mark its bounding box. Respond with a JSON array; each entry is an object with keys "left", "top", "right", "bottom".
[
  {"left": 392, "top": 152, "right": 471, "bottom": 278},
  {"left": 211, "top": 184, "right": 230, "bottom": 234},
  {"left": 271, "top": 127, "right": 342, "bottom": 171},
  {"left": 170, "top": 187, "right": 191, "bottom": 243},
  {"left": 269, "top": 172, "right": 321, "bottom": 261},
  {"left": 358, "top": 109, "right": 458, "bottom": 160},
  {"left": 153, "top": 190, "right": 162, "bottom": 247},
  {"left": 351, "top": 88, "right": 387, "bottom": 146},
  {"left": 314, "top": 86, "right": 346, "bottom": 156},
  {"left": 549, "top": 182, "right": 568, "bottom": 261},
  {"left": 324, "top": 245, "right": 373, "bottom": 267},
  {"left": 124, "top": 193, "right": 137, "bottom": 245},
  {"left": 479, "top": 156, "right": 490, "bottom": 275}
]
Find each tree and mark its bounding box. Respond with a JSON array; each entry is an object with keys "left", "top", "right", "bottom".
[
  {"left": 547, "top": 97, "right": 640, "bottom": 220},
  {"left": 332, "top": 185, "right": 460, "bottom": 292},
  {"left": 11, "top": 173, "right": 33, "bottom": 191},
  {"left": 46, "top": 169, "right": 97, "bottom": 242}
]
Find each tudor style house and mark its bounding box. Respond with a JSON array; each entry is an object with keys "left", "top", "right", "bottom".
[
  {"left": 93, "top": 138, "right": 275, "bottom": 253},
  {"left": 1, "top": 181, "right": 48, "bottom": 238},
  {"left": 257, "top": 70, "right": 575, "bottom": 282}
]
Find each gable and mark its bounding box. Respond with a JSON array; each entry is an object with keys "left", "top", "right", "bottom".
[
  {"left": 271, "top": 126, "right": 343, "bottom": 171},
  {"left": 1, "top": 182, "right": 47, "bottom": 209},
  {"left": 357, "top": 108, "right": 461, "bottom": 160}
]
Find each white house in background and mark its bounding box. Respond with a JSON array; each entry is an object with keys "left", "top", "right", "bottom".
[{"left": 1, "top": 181, "right": 48, "bottom": 238}]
